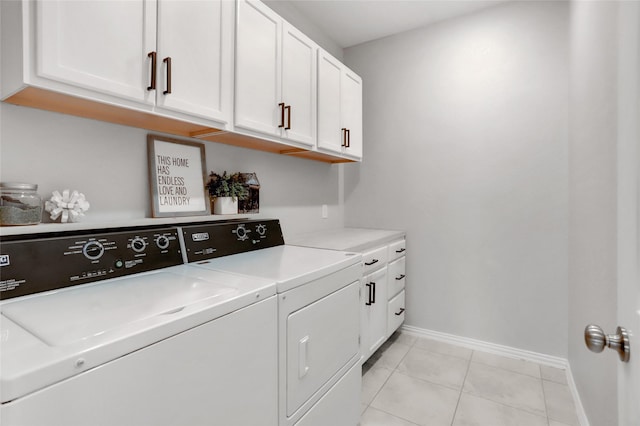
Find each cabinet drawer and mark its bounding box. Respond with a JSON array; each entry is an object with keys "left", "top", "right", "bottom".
[
  {"left": 387, "top": 290, "right": 405, "bottom": 336},
  {"left": 387, "top": 257, "right": 406, "bottom": 299},
  {"left": 387, "top": 239, "right": 406, "bottom": 262},
  {"left": 362, "top": 246, "right": 387, "bottom": 274}
]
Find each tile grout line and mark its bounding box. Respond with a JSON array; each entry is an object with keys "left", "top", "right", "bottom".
[
  {"left": 363, "top": 339, "right": 416, "bottom": 413},
  {"left": 363, "top": 337, "right": 422, "bottom": 426},
  {"left": 449, "top": 349, "right": 474, "bottom": 426},
  {"left": 540, "top": 365, "right": 552, "bottom": 426}
]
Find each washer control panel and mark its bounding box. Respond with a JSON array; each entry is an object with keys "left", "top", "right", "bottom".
[
  {"left": 181, "top": 219, "right": 284, "bottom": 263},
  {"left": 0, "top": 227, "right": 183, "bottom": 300}
]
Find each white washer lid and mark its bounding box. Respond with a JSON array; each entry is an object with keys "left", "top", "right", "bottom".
[
  {"left": 2, "top": 272, "right": 235, "bottom": 347},
  {"left": 0, "top": 266, "right": 276, "bottom": 403}
]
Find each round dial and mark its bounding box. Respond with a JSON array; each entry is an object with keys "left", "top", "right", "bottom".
[
  {"left": 83, "top": 241, "right": 105, "bottom": 260},
  {"left": 234, "top": 225, "right": 249, "bottom": 241},
  {"left": 131, "top": 237, "right": 147, "bottom": 253},
  {"left": 156, "top": 235, "right": 170, "bottom": 250},
  {"left": 255, "top": 224, "right": 267, "bottom": 236}
]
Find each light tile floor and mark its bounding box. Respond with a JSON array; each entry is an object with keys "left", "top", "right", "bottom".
[{"left": 361, "top": 332, "right": 580, "bottom": 426}]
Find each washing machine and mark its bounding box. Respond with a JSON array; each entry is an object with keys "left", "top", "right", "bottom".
[
  {"left": 180, "top": 219, "right": 363, "bottom": 426},
  {"left": 0, "top": 225, "right": 278, "bottom": 426}
]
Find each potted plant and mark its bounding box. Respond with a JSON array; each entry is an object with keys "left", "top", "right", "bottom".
[{"left": 206, "top": 171, "right": 249, "bottom": 214}]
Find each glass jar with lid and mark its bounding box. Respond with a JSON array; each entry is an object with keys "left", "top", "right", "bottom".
[{"left": 0, "top": 182, "right": 43, "bottom": 225}]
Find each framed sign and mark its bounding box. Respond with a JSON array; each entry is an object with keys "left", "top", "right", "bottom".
[{"left": 147, "top": 135, "right": 210, "bottom": 217}]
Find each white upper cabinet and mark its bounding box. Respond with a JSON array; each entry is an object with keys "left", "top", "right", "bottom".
[
  {"left": 36, "top": 0, "right": 156, "bottom": 105},
  {"left": 281, "top": 22, "right": 317, "bottom": 146},
  {"left": 1, "top": 0, "right": 361, "bottom": 163},
  {"left": 155, "top": 0, "right": 234, "bottom": 125},
  {"left": 317, "top": 49, "right": 363, "bottom": 160},
  {"left": 317, "top": 51, "right": 343, "bottom": 154},
  {"left": 235, "top": 0, "right": 317, "bottom": 147},
  {"left": 341, "top": 69, "right": 363, "bottom": 159},
  {"left": 9, "top": 0, "right": 233, "bottom": 129}
]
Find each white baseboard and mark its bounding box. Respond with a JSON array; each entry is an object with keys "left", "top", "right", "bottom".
[{"left": 399, "top": 325, "right": 590, "bottom": 426}]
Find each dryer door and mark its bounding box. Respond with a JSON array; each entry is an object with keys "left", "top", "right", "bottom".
[{"left": 286, "top": 281, "right": 360, "bottom": 416}]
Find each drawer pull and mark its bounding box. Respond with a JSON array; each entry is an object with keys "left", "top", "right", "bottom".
[
  {"left": 395, "top": 274, "right": 406, "bottom": 281},
  {"left": 396, "top": 248, "right": 406, "bottom": 253},
  {"left": 364, "top": 259, "right": 379, "bottom": 266},
  {"left": 395, "top": 308, "right": 405, "bottom": 316}
]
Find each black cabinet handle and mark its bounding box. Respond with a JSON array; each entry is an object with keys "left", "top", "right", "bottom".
[
  {"left": 395, "top": 274, "right": 406, "bottom": 281},
  {"left": 396, "top": 248, "right": 406, "bottom": 253},
  {"left": 278, "top": 103, "right": 285, "bottom": 128},
  {"left": 364, "top": 259, "right": 379, "bottom": 266},
  {"left": 163, "top": 57, "right": 172, "bottom": 94},
  {"left": 365, "top": 282, "right": 373, "bottom": 306},
  {"left": 147, "top": 51, "right": 157, "bottom": 91},
  {"left": 285, "top": 105, "right": 291, "bottom": 130},
  {"left": 395, "top": 308, "right": 405, "bottom": 316},
  {"left": 346, "top": 129, "right": 350, "bottom": 147},
  {"left": 341, "top": 128, "right": 347, "bottom": 147},
  {"left": 371, "top": 281, "right": 376, "bottom": 303}
]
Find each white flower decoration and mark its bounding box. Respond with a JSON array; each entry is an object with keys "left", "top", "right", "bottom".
[{"left": 44, "top": 189, "right": 90, "bottom": 223}]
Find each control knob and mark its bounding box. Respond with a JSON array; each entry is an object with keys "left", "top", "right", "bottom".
[
  {"left": 233, "top": 225, "right": 250, "bottom": 241},
  {"left": 156, "top": 235, "right": 171, "bottom": 250},
  {"left": 83, "top": 241, "right": 105, "bottom": 260},
  {"left": 131, "top": 237, "right": 147, "bottom": 253},
  {"left": 255, "top": 224, "right": 267, "bottom": 236}
]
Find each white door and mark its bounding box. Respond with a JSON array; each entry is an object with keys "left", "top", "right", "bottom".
[
  {"left": 281, "top": 22, "right": 316, "bottom": 147},
  {"left": 155, "top": 0, "right": 233, "bottom": 124},
  {"left": 616, "top": 1, "right": 640, "bottom": 423},
  {"left": 235, "top": 0, "right": 281, "bottom": 136},
  {"left": 36, "top": 0, "right": 155, "bottom": 104},
  {"left": 317, "top": 49, "right": 343, "bottom": 154},
  {"left": 341, "top": 69, "right": 363, "bottom": 159}
]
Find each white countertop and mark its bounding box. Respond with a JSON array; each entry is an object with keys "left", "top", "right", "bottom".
[{"left": 287, "top": 227, "right": 405, "bottom": 253}]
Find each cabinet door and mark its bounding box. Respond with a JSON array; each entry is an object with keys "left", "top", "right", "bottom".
[
  {"left": 281, "top": 22, "right": 316, "bottom": 146},
  {"left": 363, "top": 267, "right": 388, "bottom": 357},
  {"left": 36, "top": 0, "right": 156, "bottom": 105},
  {"left": 341, "top": 69, "right": 363, "bottom": 159},
  {"left": 156, "top": 0, "right": 233, "bottom": 124},
  {"left": 235, "top": 0, "right": 281, "bottom": 136},
  {"left": 317, "top": 49, "right": 343, "bottom": 153}
]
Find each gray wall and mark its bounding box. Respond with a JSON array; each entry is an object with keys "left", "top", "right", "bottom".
[
  {"left": 263, "top": 0, "right": 344, "bottom": 61},
  {"left": 568, "top": 1, "right": 621, "bottom": 424},
  {"left": 343, "top": 1, "right": 570, "bottom": 357},
  {"left": 0, "top": 103, "right": 344, "bottom": 238}
]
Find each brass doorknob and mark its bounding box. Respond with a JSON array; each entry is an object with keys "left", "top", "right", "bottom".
[{"left": 584, "top": 324, "right": 630, "bottom": 362}]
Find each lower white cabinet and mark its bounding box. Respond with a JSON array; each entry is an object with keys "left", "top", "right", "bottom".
[
  {"left": 360, "top": 238, "right": 406, "bottom": 362},
  {"left": 362, "top": 267, "right": 388, "bottom": 359}
]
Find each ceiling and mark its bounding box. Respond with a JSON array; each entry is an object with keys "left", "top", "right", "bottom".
[{"left": 277, "top": 0, "right": 509, "bottom": 48}]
